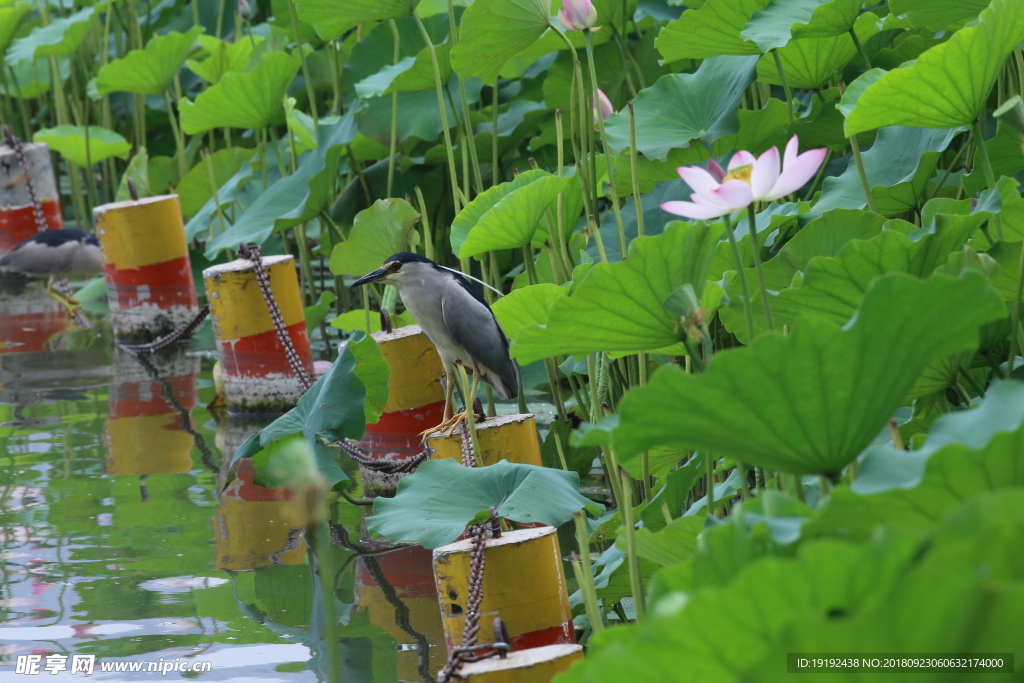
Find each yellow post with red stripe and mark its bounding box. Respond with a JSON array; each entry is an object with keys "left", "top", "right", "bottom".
[
  {"left": 426, "top": 413, "right": 543, "bottom": 467},
  {"left": 203, "top": 255, "right": 313, "bottom": 413},
  {"left": 93, "top": 195, "right": 199, "bottom": 341},
  {"left": 103, "top": 347, "right": 199, "bottom": 475},
  {"left": 351, "top": 324, "right": 445, "bottom": 495},
  {"left": 432, "top": 526, "right": 575, "bottom": 653},
  {"left": 454, "top": 644, "right": 584, "bottom": 682}
]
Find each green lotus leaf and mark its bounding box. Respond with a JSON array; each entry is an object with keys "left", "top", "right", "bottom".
[
  {"left": 614, "top": 272, "right": 1006, "bottom": 474},
  {"left": 754, "top": 12, "right": 878, "bottom": 89},
  {"left": 329, "top": 198, "right": 421, "bottom": 278},
  {"left": 491, "top": 283, "right": 567, "bottom": 340},
  {"left": 33, "top": 125, "right": 131, "bottom": 167},
  {"left": 5, "top": 5, "right": 96, "bottom": 65},
  {"left": 185, "top": 34, "right": 262, "bottom": 84},
  {"left": 0, "top": 2, "right": 30, "bottom": 55},
  {"left": 844, "top": 0, "right": 1024, "bottom": 135},
  {"left": 457, "top": 171, "right": 569, "bottom": 259},
  {"left": 179, "top": 51, "right": 301, "bottom": 134},
  {"left": 366, "top": 458, "right": 601, "bottom": 548},
  {"left": 741, "top": 0, "right": 862, "bottom": 51},
  {"left": 176, "top": 147, "right": 255, "bottom": 218},
  {"left": 512, "top": 221, "right": 724, "bottom": 363},
  {"left": 294, "top": 0, "right": 418, "bottom": 40},
  {"left": 95, "top": 27, "right": 202, "bottom": 96},
  {"left": 604, "top": 55, "right": 758, "bottom": 160},
  {"left": 655, "top": 0, "right": 771, "bottom": 61},
  {"left": 888, "top": 0, "right": 988, "bottom": 29},
  {"left": 450, "top": 0, "right": 552, "bottom": 85}
]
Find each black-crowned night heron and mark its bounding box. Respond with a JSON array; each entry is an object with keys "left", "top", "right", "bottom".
[
  {"left": 350, "top": 252, "right": 520, "bottom": 434},
  {"left": 0, "top": 229, "right": 103, "bottom": 314}
]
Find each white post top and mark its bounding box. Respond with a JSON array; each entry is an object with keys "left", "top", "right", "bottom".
[
  {"left": 433, "top": 525, "right": 555, "bottom": 558},
  {"left": 92, "top": 194, "right": 180, "bottom": 215},
  {"left": 456, "top": 644, "right": 583, "bottom": 675},
  {"left": 203, "top": 254, "right": 294, "bottom": 277}
]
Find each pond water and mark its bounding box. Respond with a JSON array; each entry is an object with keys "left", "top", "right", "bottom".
[{"left": 0, "top": 280, "right": 479, "bottom": 682}]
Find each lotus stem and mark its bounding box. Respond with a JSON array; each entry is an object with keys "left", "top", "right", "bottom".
[
  {"left": 1009, "top": 240, "right": 1024, "bottom": 375},
  {"left": 849, "top": 28, "right": 871, "bottom": 69},
  {"left": 706, "top": 453, "right": 716, "bottom": 516},
  {"left": 387, "top": 20, "right": 401, "bottom": 197},
  {"left": 848, "top": 136, "right": 878, "bottom": 213},
  {"left": 746, "top": 204, "right": 774, "bottom": 331},
  {"left": 620, "top": 470, "right": 646, "bottom": 621},
  {"left": 628, "top": 102, "right": 644, "bottom": 238},
  {"left": 771, "top": 49, "right": 793, "bottom": 126},
  {"left": 572, "top": 511, "right": 604, "bottom": 633},
  {"left": 723, "top": 213, "right": 757, "bottom": 342}
]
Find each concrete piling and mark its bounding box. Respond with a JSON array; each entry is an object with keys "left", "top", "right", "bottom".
[
  {"left": 93, "top": 195, "right": 199, "bottom": 342},
  {"left": 0, "top": 142, "right": 62, "bottom": 255},
  {"left": 427, "top": 413, "right": 543, "bottom": 467}
]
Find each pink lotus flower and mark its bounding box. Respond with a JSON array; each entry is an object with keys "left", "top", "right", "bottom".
[
  {"left": 237, "top": 0, "right": 251, "bottom": 16},
  {"left": 592, "top": 89, "right": 614, "bottom": 121},
  {"left": 661, "top": 136, "right": 827, "bottom": 220},
  {"left": 558, "top": 0, "right": 599, "bottom": 31}
]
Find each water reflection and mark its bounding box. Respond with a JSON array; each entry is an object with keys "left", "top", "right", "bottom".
[{"left": 0, "top": 282, "right": 451, "bottom": 681}]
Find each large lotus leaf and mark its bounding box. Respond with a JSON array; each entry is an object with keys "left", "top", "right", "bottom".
[
  {"left": 741, "top": 0, "right": 862, "bottom": 51},
  {"left": 765, "top": 216, "right": 983, "bottom": 331},
  {"left": 186, "top": 34, "right": 261, "bottom": 84},
  {"left": 603, "top": 55, "right": 758, "bottom": 160},
  {"left": 491, "top": 283, "right": 567, "bottom": 339},
  {"left": 176, "top": 148, "right": 254, "bottom": 218},
  {"left": 754, "top": 13, "right": 878, "bottom": 89},
  {"left": 179, "top": 51, "right": 301, "bottom": 134},
  {"left": 184, "top": 163, "right": 254, "bottom": 241},
  {"left": 623, "top": 514, "right": 705, "bottom": 568},
  {"left": 559, "top": 535, "right": 921, "bottom": 683},
  {"left": 888, "top": 0, "right": 988, "bottom": 29},
  {"left": 33, "top": 126, "right": 130, "bottom": 167},
  {"left": 758, "top": 208, "right": 885, "bottom": 290},
  {"left": 450, "top": 169, "right": 552, "bottom": 256},
  {"left": 0, "top": 2, "right": 30, "bottom": 54},
  {"left": 614, "top": 273, "right": 1006, "bottom": 475},
  {"left": 329, "top": 198, "right": 420, "bottom": 277},
  {"left": 204, "top": 106, "right": 361, "bottom": 258},
  {"left": 458, "top": 173, "right": 569, "bottom": 258},
  {"left": 512, "top": 221, "right": 724, "bottom": 363},
  {"left": 844, "top": 0, "right": 1024, "bottom": 135},
  {"left": 450, "top": 0, "right": 551, "bottom": 85},
  {"left": 1, "top": 56, "right": 69, "bottom": 100},
  {"left": 356, "top": 42, "right": 452, "bottom": 97},
  {"left": 294, "top": 0, "right": 418, "bottom": 40},
  {"left": 962, "top": 124, "right": 1024, "bottom": 196},
  {"left": 366, "top": 458, "right": 601, "bottom": 548},
  {"left": 95, "top": 27, "right": 202, "bottom": 96},
  {"left": 805, "top": 125, "right": 958, "bottom": 221},
  {"left": 357, "top": 75, "right": 482, "bottom": 146},
  {"left": 655, "top": 0, "right": 771, "bottom": 61},
  {"left": 6, "top": 5, "right": 96, "bottom": 65}
]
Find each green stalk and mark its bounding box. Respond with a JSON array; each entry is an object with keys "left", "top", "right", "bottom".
[
  {"left": 164, "top": 90, "right": 188, "bottom": 182},
  {"left": 554, "top": 435, "right": 569, "bottom": 471},
  {"left": 627, "top": 102, "right": 644, "bottom": 238},
  {"left": 553, "top": 109, "right": 573, "bottom": 275},
  {"left": 414, "top": 186, "right": 435, "bottom": 260},
  {"left": 572, "top": 511, "right": 604, "bottom": 633},
  {"left": 849, "top": 136, "right": 878, "bottom": 213},
  {"left": 771, "top": 49, "right": 794, "bottom": 126},
  {"left": 1008, "top": 239, "right": 1024, "bottom": 374},
  {"left": 803, "top": 149, "right": 832, "bottom": 202},
  {"left": 971, "top": 118, "right": 1003, "bottom": 241},
  {"left": 619, "top": 470, "right": 645, "bottom": 621},
  {"left": 706, "top": 453, "right": 716, "bottom": 516},
  {"left": 287, "top": 0, "right": 319, "bottom": 136},
  {"left": 314, "top": 522, "right": 340, "bottom": 683},
  {"left": 447, "top": 0, "right": 484, "bottom": 194},
  {"left": 387, "top": 20, "right": 401, "bottom": 197},
  {"left": 746, "top": 204, "right": 774, "bottom": 331},
  {"left": 584, "top": 31, "right": 627, "bottom": 258},
  {"left": 295, "top": 223, "right": 316, "bottom": 306},
  {"left": 203, "top": 149, "right": 228, "bottom": 239},
  {"left": 849, "top": 28, "right": 871, "bottom": 69},
  {"left": 414, "top": 12, "right": 461, "bottom": 214},
  {"left": 723, "top": 213, "right": 756, "bottom": 342},
  {"left": 329, "top": 41, "right": 343, "bottom": 115}
]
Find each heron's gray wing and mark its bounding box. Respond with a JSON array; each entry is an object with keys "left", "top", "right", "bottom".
[
  {"left": 440, "top": 282, "right": 520, "bottom": 399},
  {"left": 0, "top": 240, "right": 76, "bottom": 275}
]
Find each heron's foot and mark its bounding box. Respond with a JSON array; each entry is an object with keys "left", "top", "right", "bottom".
[{"left": 418, "top": 409, "right": 483, "bottom": 441}]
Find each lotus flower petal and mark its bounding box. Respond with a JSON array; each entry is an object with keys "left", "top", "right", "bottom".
[
  {"left": 661, "top": 200, "right": 732, "bottom": 220},
  {"left": 751, "top": 146, "right": 780, "bottom": 200},
  {"left": 728, "top": 150, "right": 755, "bottom": 170}
]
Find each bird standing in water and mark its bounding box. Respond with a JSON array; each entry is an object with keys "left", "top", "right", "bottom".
[
  {"left": 350, "top": 252, "right": 520, "bottom": 435},
  {"left": 0, "top": 229, "right": 103, "bottom": 315}
]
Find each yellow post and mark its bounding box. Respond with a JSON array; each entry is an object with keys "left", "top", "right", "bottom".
[
  {"left": 204, "top": 255, "right": 313, "bottom": 413},
  {"left": 351, "top": 325, "right": 445, "bottom": 496},
  {"left": 433, "top": 526, "right": 575, "bottom": 652},
  {"left": 426, "top": 414, "right": 542, "bottom": 467},
  {"left": 454, "top": 644, "right": 584, "bottom": 682},
  {"left": 93, "top": 195, "right": 199, "bottom": 341},
  {"left": 0, "top": 141, "right": 63, "bottom": 254},
  {"left": 103, "top": 347, "right": 199, "bottom": 475}
]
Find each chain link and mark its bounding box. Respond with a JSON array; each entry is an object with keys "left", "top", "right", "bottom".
[
  {"left": 236, "top": 242, "right": 313, "bottom": 392},
  {"left": 117, "top": 304, "right": 210, "bottom": 354},
  {"left": 338, "top": 438, "right": 430, "bottom": 474}
]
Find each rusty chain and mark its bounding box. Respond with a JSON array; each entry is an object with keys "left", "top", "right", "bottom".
[
  {"left": 117, "top": 304, "right": 210, "bottom": 354},
  {"left": 338, "top": 438, "right": 429, "bottom": 474},
  {"left": 236, "top": 242, "right": 313, "bottom": 392},
  {"left": 3, "top": 125, "right": 91, "bottom": 329}
]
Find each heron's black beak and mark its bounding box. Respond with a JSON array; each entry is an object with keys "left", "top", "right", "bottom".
[{"left": 349, "top": 267, "right": 388, "bottom": 289}]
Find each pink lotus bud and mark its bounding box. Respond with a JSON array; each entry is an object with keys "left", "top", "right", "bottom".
[
  {"left": 558, "top": 0, "right": 598, "bottom": 31},
  {"left": 237, "top": 0, "right": 251, "bottom": 16},
  {"left": 592, "top": 89, "right": 614, "bottom": 121}
]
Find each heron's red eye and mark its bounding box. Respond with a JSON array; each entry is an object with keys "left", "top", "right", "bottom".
[{"left": 389, "top": 262, "right": 401, "bottom": 271}]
